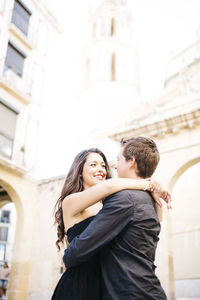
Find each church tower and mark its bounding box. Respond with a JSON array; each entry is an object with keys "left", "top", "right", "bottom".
[{"left": 78, "top": 0, "right": 141, "bottom": 130}]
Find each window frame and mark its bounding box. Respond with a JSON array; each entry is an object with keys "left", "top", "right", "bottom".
[
  {"left": 0, "top": 244, "right": 6, "bottom": 261},
  {"left": 11, "top": 0, "right": 32, "bottom": 36},
  {"left": 4, "top": 41, "right": 26, "bottom": 77},
  {"left": 0, "top": 99, "right": 19, "bottom": 159},
  {"left": 0, "top": 227, "right": 8, "bottom": 242}
]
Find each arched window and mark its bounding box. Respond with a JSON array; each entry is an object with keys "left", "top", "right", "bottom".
[
  {"left": 111, "top": 53, "right": 116, "bottom": 80},
  {"left": 111, "top": 18, "right": 115, "bottom": 36}
]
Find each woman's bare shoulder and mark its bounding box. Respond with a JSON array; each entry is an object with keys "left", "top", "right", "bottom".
[{"left": 62, "top": 194, "right": 75, "bottom": 209}]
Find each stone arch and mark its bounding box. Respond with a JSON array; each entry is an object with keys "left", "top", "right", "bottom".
[
  {"left": 167, "top": 156, "right": 200, "bottom": 299},
  {"left": 0, "top": 178, "right": 23, "bottom": 298},
  {"left": 0, "top": 178, "right": 23, "bottom": 225},
  {"left": 168, "top": 156, "right": 200, "bottom": 192}
]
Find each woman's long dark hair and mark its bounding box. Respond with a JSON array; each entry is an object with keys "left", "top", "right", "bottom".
[{"left": 54, "top": 148, "right": 112, "bottom": 250}]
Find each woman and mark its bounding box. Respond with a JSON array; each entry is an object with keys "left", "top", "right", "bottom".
[{"left": 52, "top": 148, "right": 167, "bottom": 299}]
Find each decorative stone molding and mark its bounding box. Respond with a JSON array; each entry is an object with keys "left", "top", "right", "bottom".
[
  {"left": 0, "top": 154, "right": 27, "bottom": 176},
  {"left": 110, "top": 108, "right": 200, "bottom": 141},
  {"left": 0, "top": 74, "right": 31, "bottom": 104},
  {"left": 166, "top": 40, "right": 200, "bottom": 81}
]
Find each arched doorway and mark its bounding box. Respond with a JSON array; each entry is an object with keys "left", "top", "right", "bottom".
[
  {"left": 0, "top": 184, "right": 17, "bottom": 299},
  {"left": 170, "top": 159, "right": 200, "bottom": 299},
  {"left": 0, "top": 177, "right": 24, "bottom": 300}
]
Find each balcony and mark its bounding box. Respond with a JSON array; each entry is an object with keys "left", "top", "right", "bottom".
[
  {"left": 8, "top": 1, "right": 36, "bottom": 50},
  {"left": 0, "top": 150, "right": 28, "bottom": 176},
  {"left": 8, "top": 21, "right": 36, "bottom": 50},
  {"left": 0, "top": 68, "right": 32, "bottom": 104}
]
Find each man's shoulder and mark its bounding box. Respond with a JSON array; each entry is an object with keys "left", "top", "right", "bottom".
[
  {"left": 112, "top": 189, "right": 149, "bottom": 197},
  {"left": 102, "top": 190, "right": 135, "bottom": 210},
  {"left": 105, "top": 189, "right": 131, "bottom": 199},
  {"left": 103, "top": 189, "right": 146, "bottom": 204},
  {"left": 102, "top": 190, "right": 129, "bottom": 205},
  {"left": 127, "top": 190, "right": 154, "bottom": 201},
  {"left": 112, "top": 190, "right": 154, "bottom": 203}
]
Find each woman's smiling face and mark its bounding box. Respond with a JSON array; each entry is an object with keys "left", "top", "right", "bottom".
[{"left": 82, "top": 152, "right": 107, "bottom": 190}]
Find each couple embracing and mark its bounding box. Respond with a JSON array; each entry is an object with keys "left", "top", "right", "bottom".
[{"left": 52, "top": 136, "right": 171, "bottom": 300}]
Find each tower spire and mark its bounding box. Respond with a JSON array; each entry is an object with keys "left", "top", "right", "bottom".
[{"left": 78, "top": 0, "right": 141, "bottom": 130}]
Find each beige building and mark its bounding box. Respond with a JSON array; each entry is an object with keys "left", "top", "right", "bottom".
[
  {"left": 71, "top": 1, "right": 200, "bottom": 299},
  {"left": 109, "top": 29, "right": 200, "bottom": 299},
  {"left": 0, "top": 0, "right": 60, "bottom": 299},
  {"left": 43, "top": 1, "right": 200, "bottom": 299},
  {"left": 1, "top": 0, "right": 199, "bottom": 299},
  {"left": 49, "top": 2, "right": 199, "bottom": 300}
]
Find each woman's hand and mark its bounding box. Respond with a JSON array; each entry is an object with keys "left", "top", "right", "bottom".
[
  {"left": 145, "top": 178, "right": 172, "bottom": 209},
  {"left": 144, "top": 178, "right": 162, "bottom": 193},
  {"left": 152, "top": 189, "right": 172, "bottom": 209}
]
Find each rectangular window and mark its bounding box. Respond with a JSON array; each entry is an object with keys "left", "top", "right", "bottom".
[
  {"left": 0, "top": 100, "right": 18, "bottom": 159},
  {"left": 111, "top": 18, "right": 115, "bottom": 36},
  {"left": 0, "top": 244, "right": 6, "bottom": 261},
  {"left": 11, "top": 0, "right": 32, "bottom": 36},
  {"left": 0, "top": 227, "right": 8, "bottom": 242},
  {"left": 111, "top": 53, "right": 116, "bottom": 80},
  {"left": 1, "top": 211, "right": 10, "bottom": 224},
  {"left": 4, "top": 42, "right": 26, "bottom": 77}
]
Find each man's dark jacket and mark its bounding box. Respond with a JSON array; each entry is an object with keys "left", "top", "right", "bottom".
[{"left": 63, "top": 190, "right": 167, "bottom": 300}]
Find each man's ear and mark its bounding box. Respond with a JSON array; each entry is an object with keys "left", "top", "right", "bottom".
[{"left": 129, "top": 157, "right": 136, "bottom": 168}]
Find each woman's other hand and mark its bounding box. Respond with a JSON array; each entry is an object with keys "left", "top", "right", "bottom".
[{"left": 146, "top": 178, "right": 172, "bottom": 209}]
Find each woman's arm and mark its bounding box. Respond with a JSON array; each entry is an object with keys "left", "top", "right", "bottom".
[
  {"left": 62, "top": 178, "right": 150, "bottom": 217},
  {"left": 155, "top": 203, "right": 163, "bottom": 222}
]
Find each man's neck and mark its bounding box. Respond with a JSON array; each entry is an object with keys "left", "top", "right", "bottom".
[{"left": 123, "top": 171, "right": 142, "bottom": 180}]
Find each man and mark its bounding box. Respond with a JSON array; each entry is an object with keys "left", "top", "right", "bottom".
[{"left": 63, "top": 137, "right": 167, "bottom": 299}]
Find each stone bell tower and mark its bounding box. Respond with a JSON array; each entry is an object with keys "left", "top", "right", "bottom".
[{"left": 78, "top": 0, "right": 141, "bottom": 131}]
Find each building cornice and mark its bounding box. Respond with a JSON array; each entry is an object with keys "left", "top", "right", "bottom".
[
  {"left": 32, "top": 0, "right": 62, "bottom": 33},
  {"left": 110, "top": 108, "right": 200, "bottom": 141},
  {"left": 38, "top": 174, "right": 66, "bottom": 186},
  {"left": 0, "top": 155, "right": 28, "bottom": 176},
  {"left": 165, "top": 39, "right": 200, "bottom": 83}
]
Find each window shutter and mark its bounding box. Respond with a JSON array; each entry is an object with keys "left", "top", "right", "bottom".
[
  {"left": 5, "top": 43, "right": 25, "bottom": 76},
  {"left": 0, "top": 102, "right": 18, "bottom": 139},
  {"left": 11, "top": 0, "right": 31, "bottom": 36}
]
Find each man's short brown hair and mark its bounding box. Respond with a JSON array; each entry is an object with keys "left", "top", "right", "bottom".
[{"left": 120, "top": 136, "right": 160, "bottom": 178}]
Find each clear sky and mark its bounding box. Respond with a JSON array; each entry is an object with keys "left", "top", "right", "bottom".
[
  {"left": 45, "top": 0, "right": 200, "bottom": 98},
  {"left": 37, "top": 0, "right": 200, "bottom": 178}
]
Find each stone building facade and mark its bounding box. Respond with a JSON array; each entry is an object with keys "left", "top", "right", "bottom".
[
  {"left": 43, "top": 2, "right": 200, "bottom": 299},
  {"left": 109, "top": 30, "right": 200, "bottom": 300},
  {"left": 1, "top": 0, "right": 199, "bottom": 299},
  {"left": 0, "top": 0, "right": 59, "bottom": 298}
]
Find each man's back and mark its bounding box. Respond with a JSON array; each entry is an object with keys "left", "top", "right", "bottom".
[
  {"left": 63, "top": 189, "right": 167, "bottom": 300},
  {"left": 100, "top": 190, "right": 166, "bottom": 300}
]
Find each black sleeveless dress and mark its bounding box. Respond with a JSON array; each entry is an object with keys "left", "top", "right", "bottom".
[{"left": 51, "top": 216, "right": 102, "bottom": 300}]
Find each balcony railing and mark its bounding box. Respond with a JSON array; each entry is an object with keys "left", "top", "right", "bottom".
[
  {"left": 3, "top": 67, "right": 32, "bottom": 97},
  {"left": 8, "top": 9, "right": 36, "bottom": 48}
]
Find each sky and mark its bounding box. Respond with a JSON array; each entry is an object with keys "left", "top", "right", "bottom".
[{"left": 37, "top": 0, "right": 200, "bottom": 178}]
